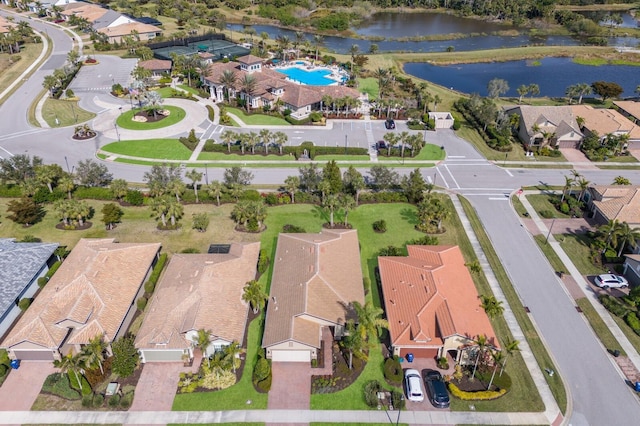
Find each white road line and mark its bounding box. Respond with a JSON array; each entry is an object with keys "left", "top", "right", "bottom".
[
  {"left": 447, "top": 155, "right": 466, "bottom": 159},
  {"left": 0, "top": 146, "right": 13, "bottom": 157},
  {"left": 435, "top": 167, "right": 449, "bottom": 189},
  {"left": 443, "top": 163, "right": 493, "bottom": 166},
  {"left": 488, "top": 197, "right": 510, "bottom": 201},
  {"left": 462, "top": 193, "right": 511, "bottom": 197},
  {"left": 458, "top": 188, "right": 516, "bottom": 191},
  {"left": 504, "top": 168, "right": 514, "bottom": 177},
  {"left": 443, "top": 164, "right": 460, "bottom": 189}
]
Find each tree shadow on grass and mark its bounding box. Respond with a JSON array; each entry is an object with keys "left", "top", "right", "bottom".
[
  {"left": 312, "top": 205, "right": 330, "bottom": 224},
  {"left": 400, "top": 207, "right": 418, "bottom": 226}
]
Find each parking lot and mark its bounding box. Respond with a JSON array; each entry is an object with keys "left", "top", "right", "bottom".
[{"left": 69, "top": 55, "right": 137, "bottom": 93}]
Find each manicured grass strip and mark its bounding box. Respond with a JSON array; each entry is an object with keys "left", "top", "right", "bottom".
[
  {"left": 576, "top": 298, "right": 626, "bottom": 357},
  {"left": 610, "top": 315, "right": 640, "bottom": 355},
  {"left": 312, "top": 424, "right": 407, "bottom": 426},
  {"left": 197, "top": 152, "right": 296, "bottom": 161},
  {"left": 224, "top": 107, "right": 290, "bottom": 126},
  {"left": 42, "top": 98, "right": 96, "bottom": 128},
  {"left": 356, "top": 77, "right": 379, "bottom": 100},
  {"left": 459, "top": 196, "right": 566, "bottom": 414},
  {"left": 412, "top": 143, "right": 447, "bottom": 161},
  {"left": 172, "top": 317, "right": 268, "bottom": 410},
  {"left": 177, "top": 84, "right": 199, "bottom": 95},
  {"left": 101, "top": 139, "right": 192, "bottom": 161},
  {"left": 0, "top": 43, "right": 45, "bottom": 106},
  {"left": 511, "top": 195, "right": 528, "bottom": 217},
  {"left": 533, "top": 235, "right": 567, "bottom": 273},
  {"left": 170, "top": 424, "right": 263, "bottom": 426},
  {"left": 559, "top": 234, "right": 606, "bottom": 276},
  {"left": 598, "top": 165, "right": 640, "bottom": 170},
  {"left": 115, "top": 105, "right": 186, "bottom": 130},
  {"left": 525, "top": 194, "right": 571, "bottom": 219}
]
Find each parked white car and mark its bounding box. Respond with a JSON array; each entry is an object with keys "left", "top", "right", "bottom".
[
  {"left": 404, "top": 368, "right": 425, "bottom": 402},
  {"left": 594, "top": 274, "right": 628, "bottom": 289}
]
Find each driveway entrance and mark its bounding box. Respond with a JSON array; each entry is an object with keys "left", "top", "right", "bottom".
[
  {"left": 129, "top": 363, "right": 183, "bottom": 411},
  {"left": 0, "top": 362, "right": 56, "bottom": 411}
]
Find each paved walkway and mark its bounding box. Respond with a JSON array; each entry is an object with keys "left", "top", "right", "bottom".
[
  {"left": 519, "top": 191, "right": 640, "bottom": 382},
  {"left": 449, "top": 194, "right": 565, "bottom": 426}
]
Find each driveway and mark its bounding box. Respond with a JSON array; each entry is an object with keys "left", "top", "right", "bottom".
[
  {"left": 268, "top": 362, "right": 310, "bottom": 410},
  {"left": 0, "top": 362, "right": 56, "bottom": 411},
  {"left": 129, "top": 363, "right": 183, "bottom": 411}
]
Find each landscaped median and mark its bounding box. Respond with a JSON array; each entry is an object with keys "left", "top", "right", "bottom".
[{"left": 115, "top": 105, "right": 186, "bottom": 130}]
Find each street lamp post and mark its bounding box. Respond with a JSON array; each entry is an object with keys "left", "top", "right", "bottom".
[
  {"left": 64, "top": 156, "right": 70, "bottom": 174},
  {"left": 114, "top": 123, "right": 120, "bottom": 142},
  {"left": 545, "top": 218, "right": 556, "bottom": 243},
  {"left": 344, "top": 135, "right": 348, "bottom": 155}
]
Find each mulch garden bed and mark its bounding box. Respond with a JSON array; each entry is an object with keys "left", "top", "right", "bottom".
[
  {"left": 311, "top": 342, "right": 365, "bottom": 394},
  {"left": 134, "top": 111, "right": 167, "bottom": 123},
  {"left": 55, "top": 221, "right": 92, "bottom": 231}
]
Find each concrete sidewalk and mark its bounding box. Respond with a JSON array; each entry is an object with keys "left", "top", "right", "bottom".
[
  {"left": 519, "top": 191, "right": 640, "bottom": 379},
  {"left": 0, "top": 409, "right": 551, "bottom": 424}
]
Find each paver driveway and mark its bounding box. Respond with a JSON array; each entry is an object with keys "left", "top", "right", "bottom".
[
  {"left": 0, "top": 362, "right": 56, "bottom": 411},
  {"left": 129, "top": 363, "right": 183, "bottom": 411}
]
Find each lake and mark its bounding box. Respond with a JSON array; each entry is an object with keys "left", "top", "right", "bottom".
[
  {"left": 352, "top": 11, "right": 513, "bottom": 37},
  {"left": 403, "top": 57, "right": 640, "bottom": 98}
]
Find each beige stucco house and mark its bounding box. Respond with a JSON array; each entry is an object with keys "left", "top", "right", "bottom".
[{"left": 507, "top": 105, "right": 583, "bottom": 149}]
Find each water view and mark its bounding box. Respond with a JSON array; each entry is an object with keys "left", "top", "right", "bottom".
[
  {"left": 403, "top": 57, "right": 640, "bottom": 98},
  {"left": 352, "top": 11, "right": 514, "bottom": 37}
]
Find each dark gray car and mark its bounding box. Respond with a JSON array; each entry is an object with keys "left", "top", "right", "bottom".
[{"left": 425, "top": 370, "right": 450, "bottom": 408}]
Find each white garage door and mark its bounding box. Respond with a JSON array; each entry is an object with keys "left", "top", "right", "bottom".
[
  {"left": 271, "top": 350, "right": 311, "bottom": 362},
  {"left": 140, "top": 350, "right": 184, "bottom": 362}
]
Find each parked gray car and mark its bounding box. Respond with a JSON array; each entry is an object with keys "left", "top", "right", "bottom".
[{"left": 425, "top": 370, "right": 450, "bottom": 408}]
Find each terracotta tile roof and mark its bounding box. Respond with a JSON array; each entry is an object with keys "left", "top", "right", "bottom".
[
  {"left": 590, "top": 185, "right": 640, "bottom": 226},
  {"left": 204, "top": 60, "right": 360, "bottom": 108},
  {"left": 1, "top": 239, "right": 161, "bottom": 350},
  {"left": 139, "top": 59, "right": 172, "bottom": 71},
  {"left": 237, "top": 54, "right": 263, "bottom": 65},
  {"left": 614, "top": 101, "right": 640, "bottom": 122},
  {"left": 571, "top": 105, "right": 640, "bottom": 141},
  {"left": 98, "top": 22, "right": 162, "bottom": 38},
  {"left": 262, "top": 230, "right": 364, "bottom": 350},
  {"left": 135, "top": 243, "right": 260, "bottom": 351},
  {"left": 0, "top": 16, "right": 16, "bottom": 34},
  {"left": 61, "top": 3, "right": 107, "bottom": 23},
  {"left": 378, "top": 245, "right": 498, "bottom": 351}
]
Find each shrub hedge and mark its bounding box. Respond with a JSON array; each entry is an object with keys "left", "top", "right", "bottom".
[
  {"left": 144, "top": 253, "right": 168, "bottom": 294},
  {"left": 383, "top": 357, "right": 403, "bottom": 385},
  {"left": 124, "top": 190, "right": 144, "bottom": 206},
  {"left": 258, "top": 249, "right": 270, "bottom": 275},
  {"left": 73, "top": 187, "right": 113, "bottom": 200},
  {"left": 207, "top": 105, "right": 215, "bottom": 121},
  {"left": 42, "top": 373, "right": 80, "bottom": 400},
  {"left": 447, "top": 382, "right": 507, "bottom": 400}
]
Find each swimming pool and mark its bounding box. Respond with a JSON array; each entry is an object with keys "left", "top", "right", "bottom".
[{"left": 276, "top": 67, "right": 336, "bottom": 86}]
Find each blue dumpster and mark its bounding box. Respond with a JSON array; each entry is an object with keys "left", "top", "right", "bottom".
[
  {"left": 10, "top": 359, "right": 20, "bottom": 370},
  {"left": 635, "top": 382, "right": 640, "bottom": 392},
  {"left": 406, "top": 353, "right": 414, "bottom": 363}
]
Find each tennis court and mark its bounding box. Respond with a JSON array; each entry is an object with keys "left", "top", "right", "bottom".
[{"left": 153, "top": 39, "right": 250, "bottom": 61}]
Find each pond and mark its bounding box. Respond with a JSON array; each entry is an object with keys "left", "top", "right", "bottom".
[
  {"left": 403, "top": 57, "right": 640, "bottom": 98},
  {"left": 352, "top": 11, "right": 514, "bottom": 38},
  {"left": 577, "top": 11, "right": 639, "bottom": 29},
  {"left": 228, "top": 23, "right": 590, "bottom": 54}
]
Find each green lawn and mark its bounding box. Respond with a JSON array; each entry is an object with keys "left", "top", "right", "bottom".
[
  {"left": 525, "top": 193, "right": 570, "bottom": 219},
  {"left": 42, "top": 98, "right": 95, "bottom": 128},
  {"left": 178, "top": 84, "right": 199, "bottom": 95},
  {"left": 413, "top": 143, "right": 447, "bottom": 161},
  {"left": 511, "top": 195, "right": 528, "bottom": 217},
  {"left": 116, "top": 105, "right": 186, "bottom": 130},
  {"left": 197, "top": 152, "right": 296, "bottom": 161},
  {"left": 172, "top": 317, "right": 268, "bottom": 410},
  {"left": 224, "top": 107, "right": 290, "bottom": 126},
  {"left": 559, "top": 234, "right": 606, "bottom": 276},
  {"left": 101, "top": 139, "right": 192, "bottom": 161},
  {"left": 357, "top": 77, "right": 379, "bottom": 100}
]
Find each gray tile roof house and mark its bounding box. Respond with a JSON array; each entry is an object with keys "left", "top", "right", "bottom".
[{"left": 0, "top": 239, "right": 58, "bottom": 339}]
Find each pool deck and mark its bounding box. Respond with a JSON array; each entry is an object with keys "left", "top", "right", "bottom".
[{"left": 269, "top": 60, "right": 348, "bottom": 86}]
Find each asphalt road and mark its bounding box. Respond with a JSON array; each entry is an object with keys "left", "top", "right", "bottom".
[{"left": 2, "top": 12, "right": 640, "bottom": 425}]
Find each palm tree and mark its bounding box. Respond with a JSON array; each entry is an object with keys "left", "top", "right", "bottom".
[
  {"left": 500, "top": 337, "right": 520, "bottom": 376},
  {"left": 81, "top": 335, "right": 107, "bottom": 375},
  {"left": 194, "top": 329, "right": 212, "bottom": 366},
  {"left": 167, "top": 178, "right": 186, "bottom": 203},
  {"left": 239, "top": 75, "right": 258, "bottom": 112},
  {"left": 223, "top": 341, "right": 244, "bottom": 373},
  {"left": 560, "top": 176, "right": 574, "bottom": 203},
  {"left": 471, "top": 334, "right": 488, "bottom": 380},
  {"left": 259, "top": 129, "right": 271, "bottom": 154},
  {"left": 167, "top": 197, "right": 184, "bottom": 226},
  {"left": 340, "top": 320, "right": 365, "bottom": 369},
  {"left": 284, "top": 176, "right": 299, "bottom": 204},
  {"left": 598, "top": 219, "right": 623, "bottom": 253},
  {"left": 54, "top": 351, "right": 84, "bottom": 391},
  {"left": 242, "top": 280, "right": 267, "bottom": 314},
  {"left": 208, "top": 351, "right": 227, "bottom": 379},
  {"left": 273, "top": 131, "right": 287, "bottom": 155},
  {"left": 313, "top": 34, "right": 324, "bottom": 61},
  {"left": 616, "top": 222, "right": 640, "bottom": 257},
  {"left": 293, "top": 31, "right": 305, "bottom": 59},
  {"left": 576, "top": 83, "right": 592, "bottom": 104},
  {"left": 487, "top": 350, "right": 505, "bottom": 390},
  {"left": 185, "top": 169, "right": 203, "bottom": 203},
  {"left": 151, "top": 196, "right": 170, "bottom": 227},
  {"left": 58, "top": 174, "right": 75, "bottom": 199},
  {"left": 348, "top": 44, "right": 359, "bottom": 75},
  {"left": 218, "top": 70, "right": 237, "bottom": 100},
  {"left": 352, "top": 300, "right": 388, "bottom": 345},
  {"left": 35, "top": 164, "right": 60, "bottom": 193},
  {"left": 480, "top": 295, "right": 504, "bottom": 319},
  {"left": 207, "top": 180, "right": 224, "bottom": 206},
  {"left": 221, "top": 130, "right": 237, "bottom": 153},
  {"left": 110, "top": 179, "right": 128, "bottom": 201},
  {"left": 323, "top": 193, "right": 339, "bottom": 227},
  {"left": 517, "top": 85, "right": 528, "bottom": 104},
  {"left": 613, "top": 176, "right": 631, "bottom": 185},
  {"left": 74, "top": 201, "right": 90, "bottom": 227},
  {"left": 383, "top": 132, "right": 399, "bottom": 157},
  {"left": 339, "top": 193, "right": 356, "bottom": 226},
  {"left": 576, "top": 176, "right": 590, "bottom": 201}
]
